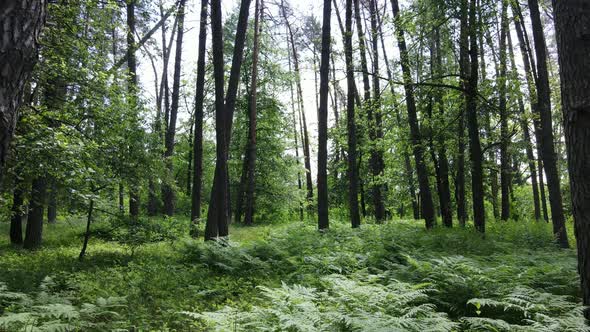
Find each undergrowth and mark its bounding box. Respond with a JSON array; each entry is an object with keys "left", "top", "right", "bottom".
[{"left": 0, "top": 218, "right": 584, "bottom": 331}]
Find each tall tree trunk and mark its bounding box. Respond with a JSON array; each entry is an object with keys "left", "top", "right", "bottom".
[
  {"left": 127, "top": 0, "right": 140, "bottom": 219},
  {"left": 47, "top": 180, "right": 57, "bottom": 224},
  {"left": 10, "top": 183, "right": 24, "bottom": 245},
  {"left": 317, "top": 0, "right": 331, "bottom": 230},
  {"left": 498, "top": 0, "right": 511, "bottom": 221},
  {"left": 162, "top": 0, "right": 186, "bottom": 216},
  {"left": 205, "top": 0, "right": 252, "bottom": 240},
  {"left": 456, "top": 0, "right": 470, "bottom": 227},
  {"left": 23, "top": 177, "right": 46, "bottom": 249},
  {"left": 376, "top": 2, "right": 418, "bottom": 220},
  {"left": 243, "top": 0, "right": 263, "bottom": 226},
  {"left": 0, "top": 0, "right": 46, "bottom": 188},
  {"left": 390, "top": 0, "right": 436, "bottom": 229},
  {"left": 553, "top": 0, "right": 590, "bottom": 317},
  {"left": 466, "top": 0, "right": 485, "bottom": 232},
  {"left": 508, "top": 19, "right": 541, "bottom": 221},
  {"left": 367, "top": 0, "right": 386, "bottom": 222},
  {"left": 344, "top": 0, "right": 361, "bottom": 228},
  {"left": 528, "top": 0, "right": 569, "bottom": 248},
  {"left": 190, "top": 0, "right": 208, "bottom": 229}
]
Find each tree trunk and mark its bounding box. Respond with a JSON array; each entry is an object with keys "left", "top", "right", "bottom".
[
  {"left": 10, "top": 183, "right": 24, "bottom": 245},
  {"left": 162, "top": 0, "right": 186, "bottom": 217},
  {"left": 528, "top": 0, "right": 569, "bottom": 248},
  {"left": 376, "top": 2, "right": 418, "bottom": 220},
  {"left": 344, "top": 0, "right": 361, "bottom": 228},
  {"left": 317, "top": 0, "right": 331, "bottom": 230},
  {"left": 367, "top": 0, "right": 386, "bottom": 222},
  {"left": 78, "top": 199, "right": 94, "bottom": 261},
  {"left": 190, "top": 0, "right": 208, "bottom": 230},
  {"left": 390, "top": 0, "right": 436, "bottom": 229},
  {"left": 243, "top": 0, "right": 263, "bottom": 226},
  {"left": 466, "top": 0, "right": 485, "bottom": 232},
  {"left": 498, "top": 0, "right": 510, "bottom": 221},
  {"left": 127, "top": 0, "right": 140, "bottom": 219},
  {"left": 0, "top": 0, "right": 46, "bottom": 188},
  {"left": 47, "top": 180, "right": 57, "bottom": 224},
  {"left": 23, "top": 177, "right": 46, "bottom": 249},
  {"left": 205, "top": 0, "right": 252, "bottom": 240},
  {"left": 552, "top": 0, "right": 590, "bottom": 317}
]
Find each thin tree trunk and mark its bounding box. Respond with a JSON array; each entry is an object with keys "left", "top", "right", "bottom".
[
  {"left": 466, "top": 0, "right": 485, "bottom": 232},
  {"left": 162, "top": 0, "right": 186, "bottom": 216},
  {"left": 553, "top": 0, "right": 590, "bottom": 317},
  {"left": 344, "top": 0, "right": 361, "bottom": 228},
  {"left": 0, "top": 0, "right": 46, "bottom": 188},
  {"left": 390, "top": 0, "right": 436, "bottom": 229},
  {"left": 190, "top": 0, "right": 208, "bottom": 230},
  {"left": 528, "top": 0, "right": 568, "bottom": 248},
  {"left": 78, "top": 199, "right": 94, "bottom": 261},
  {"left": 317, "top": 0, "right": 331, "bottom": 230},
  {"left": 127, "top": 0, "right": 140, "bottom": 219},
  {"left": 498, "top": 0, "right": 510, "bottom": 221}
]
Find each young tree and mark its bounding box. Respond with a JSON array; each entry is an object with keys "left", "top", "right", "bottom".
[
  {"left": 317, "top": 0, "right": 331, "bottom": 230},
  {"left": 527, "top": 0, "right": 568, "bottom": 248},
  {"left": 552, "top": 0, "right": 590, "bottom": 317},
  {"left": 0, "top": 0, "right": 46, "bottom": 187}
]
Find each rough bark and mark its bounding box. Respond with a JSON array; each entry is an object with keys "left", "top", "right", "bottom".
[
  {"left": 528, "top": 0, "right": 569, "bottom": 247},
  {"left": 457, "top": 0, "right": 469, "bottom": 227},
  {"left": 390, "top": 0, "right": 436, "bottom": 229},
  {"left": 552, "top": 0, "right": 590, "bottom": 317},
  {"left": 317, "top": 0, "right": 331, "bottom": 230},
  {"left": 0, "top": 0, "right": 46, "bottom": 187}
]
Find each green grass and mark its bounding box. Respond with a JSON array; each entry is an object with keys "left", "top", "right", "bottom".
[{"left": 0, "top": 216, "right": 585, "bottom": 331}]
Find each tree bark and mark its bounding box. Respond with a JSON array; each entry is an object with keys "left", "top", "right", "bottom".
[
  {"left": 0, "top": 0, "right": 46, "bottom": 188},
  {"left": 243, "top": 0, "right": 263, "bottom": 226},
  {"left": 345, "top": 0, "right": 361, "bottom": 228},
  {"left": 498, "top": 0, "right": 511, "bottom": 221},
  {"left": 466, "top": 0, "right": 485, "bottom": 232},
  {"left": 552, "top": 0, "right": 590, "bottom": 317},
  {"left": 78, "top": 199, "right": 94, "bottom": 261},
  {"left": 127, "top": 0, "right": 140, "bottom": 219},
  {"left": 47, "top": 180, "right": 57, "bottom": 224},
  {"left": 317, "top": 0, "right": 331, "bottom": 230},
  {"left": 163, "top": 0, "right": 186, "bottom": 217},
  {"left": 205, "top": 0, "right": 252, "bottom": 240},
  {"left": 190, "top": 0, "right": 208, "bottom": 230},
  {"left": 390, "top": 0, "right": 436, "bottom": 229},
  {"left": 24, "top": 177, "right": 46, "bottom": 249},
  {"left": 528, "top": 0, "right": 569, "bottom": 248},
  {"left": 10, "top": 183, "right": 24, "bottom": 245}
]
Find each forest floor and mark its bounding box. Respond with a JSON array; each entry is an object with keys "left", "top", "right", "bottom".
[{"left": 0, "top": 216, "right": 586, "bottom": 331}]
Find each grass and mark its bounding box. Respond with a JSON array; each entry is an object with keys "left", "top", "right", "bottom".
[{"left": 0, "top": 215, "right": 585, "bottom": 331}]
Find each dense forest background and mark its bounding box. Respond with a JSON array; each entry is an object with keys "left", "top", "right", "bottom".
[{"left": 0, "top": 0, "right": 589, "bottom": 330}]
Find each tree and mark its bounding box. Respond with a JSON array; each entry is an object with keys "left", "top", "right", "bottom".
[
  {"left": 23, "top": 177, "right": 47, "bottom": 249},
  {"left": 190, "top": 0, "right": 209, "bottom": 230},
  {"left": 317, "top": 0, "right": 331, "bottom": 230},
  {"left": 390, "top": 0, "right": 436, "bottom": 229},
  {"left": 205, "top": 0, "right": 252, "bottom": 240},
  {"left": 527, "top": 0, "right": 568, "bottom": 248},
  {"left": 498, "top": 0, "right": 510, "bottom": 221},
  {"left": 344, "top": 0, "right": 360, "bottom": 228},
  {"left": 552, "top": 0, "right": 590, "bottom": 317},
  {"left": 126, "top": 0, "right": 140, "bottom": 219},
  {"left": 163, "top": 0, "right": 187, "bottom": 216},
  {"left": 0, "top": 0, "right": 46, "bottom": 187}
]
